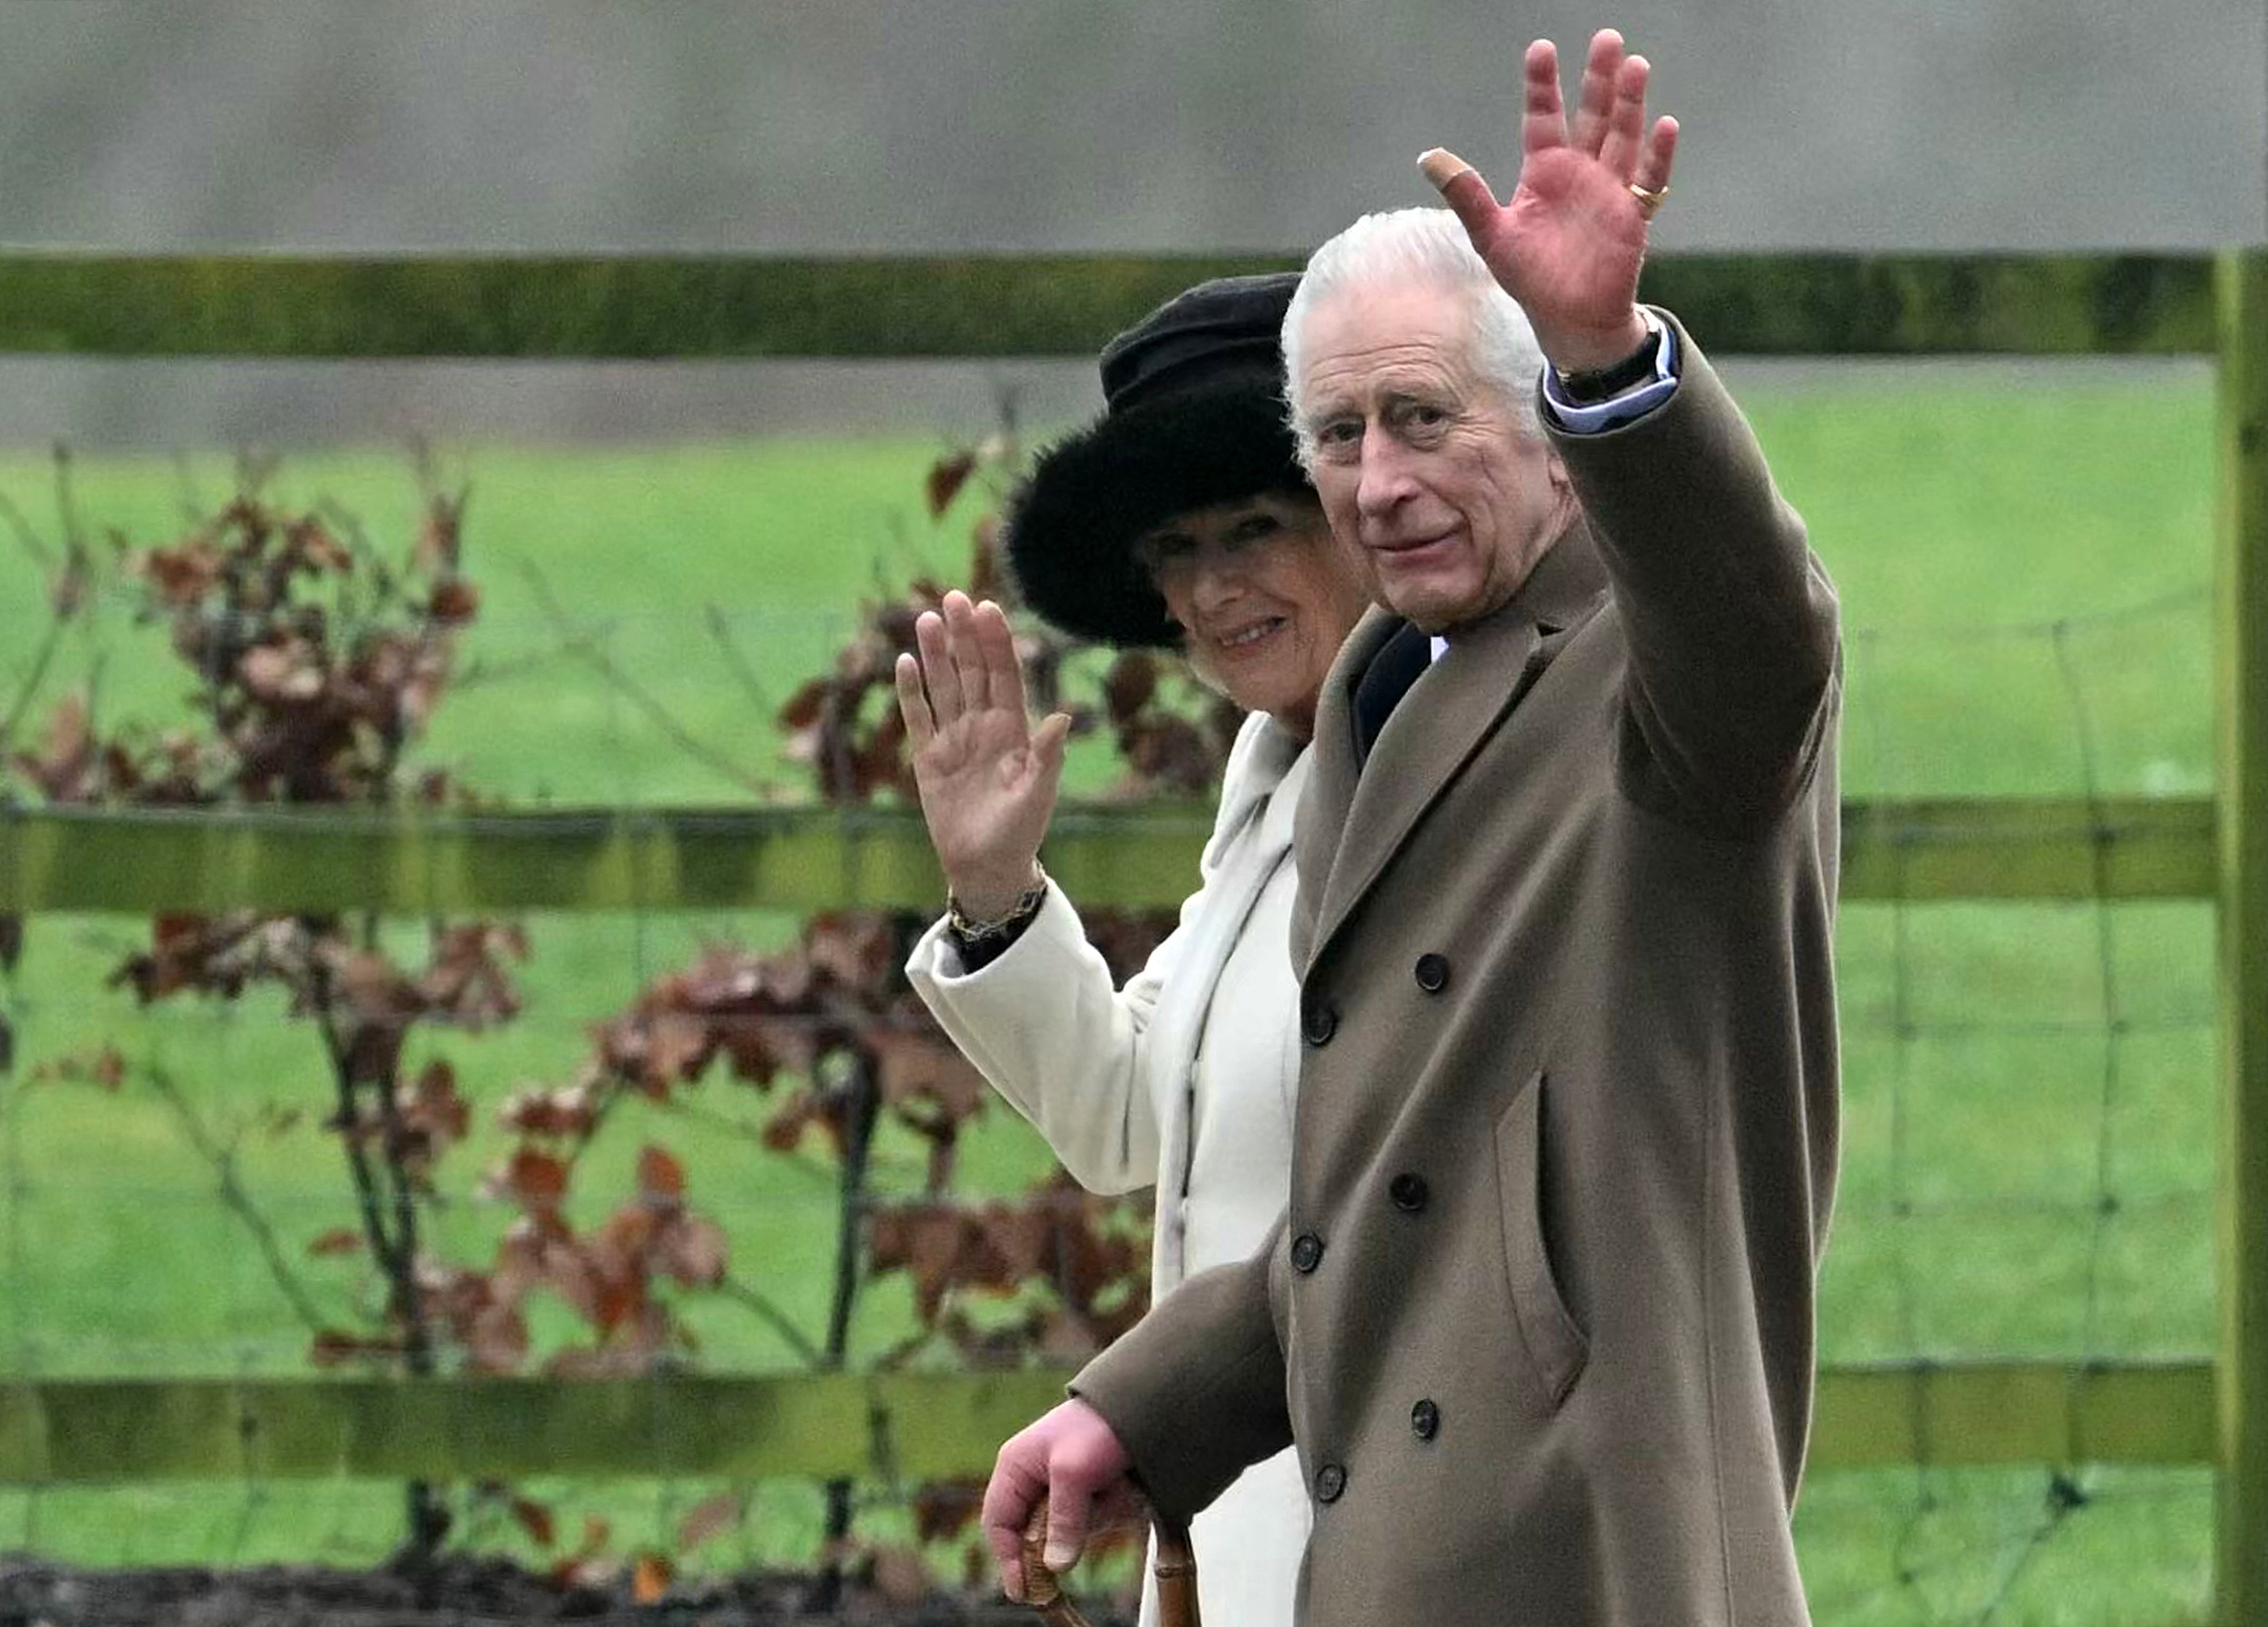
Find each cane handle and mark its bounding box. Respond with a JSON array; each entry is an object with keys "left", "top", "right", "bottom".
[
  {"left": 1019, "top": 1498, "right": 1201, "bottom": 1627},
  {"left": 1021, "top": 1498, "right": 1090, "bottom": 1627}
]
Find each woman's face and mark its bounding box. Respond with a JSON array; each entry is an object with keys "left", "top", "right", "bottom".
[{"left": 1136, "top": 492, "right": 1373, "bottom": 741}]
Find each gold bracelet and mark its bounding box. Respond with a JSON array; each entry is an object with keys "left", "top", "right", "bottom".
[{"left": 946, "top": 863, "right": 1050, "bottom": 941}]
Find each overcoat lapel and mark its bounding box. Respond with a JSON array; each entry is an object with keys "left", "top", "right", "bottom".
[{"left": 1294, "top": 523, "right": 1611, "bottom": 977}]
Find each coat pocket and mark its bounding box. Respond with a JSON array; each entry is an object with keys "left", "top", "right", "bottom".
[{"left": 1492, "top": 1068, "right": 1589, "bottom": 1407}]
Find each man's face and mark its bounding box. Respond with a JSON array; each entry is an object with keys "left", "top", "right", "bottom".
[{"left": 1296, "top": 282, "right": 1573, "bottom": 633}]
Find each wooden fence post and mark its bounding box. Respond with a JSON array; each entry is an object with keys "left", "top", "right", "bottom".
[{"left": 2217, "top": 244, "right": 2268, "bottom": 1627}]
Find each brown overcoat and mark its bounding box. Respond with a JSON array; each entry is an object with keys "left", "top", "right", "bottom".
[{"left": 1072, "top": 315, "right": 1843, "bottom": 1626}]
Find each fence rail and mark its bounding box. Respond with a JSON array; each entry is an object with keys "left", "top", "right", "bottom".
[
  {"left": 0, "top": 1360, "right": 2215, "bottom": 1484},
  {"left": 0, "top": 796, "right": 2219, "bottom": 914},
  {"left": 0, "top": 250, "right": 2219, "bottom": 360}
]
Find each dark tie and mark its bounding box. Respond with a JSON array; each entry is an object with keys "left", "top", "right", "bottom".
[{"left": 1351, "top": 620, "right": 1434, "bottom": 767}]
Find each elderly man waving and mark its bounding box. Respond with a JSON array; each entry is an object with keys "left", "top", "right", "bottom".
[{"left": 984, "top": 29, "right": 1842, "bottom": 1625}]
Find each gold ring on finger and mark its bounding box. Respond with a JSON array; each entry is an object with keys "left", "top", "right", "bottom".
[{"left": 1627, "top": 182, "right": 1669, "bottom": 221}]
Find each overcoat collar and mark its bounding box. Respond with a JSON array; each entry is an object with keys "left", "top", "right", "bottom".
[{"left": 1292, "top": 521, "right": 1611, "bottom": 974}]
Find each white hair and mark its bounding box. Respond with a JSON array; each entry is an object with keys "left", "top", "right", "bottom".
[{"left": 1281, "top": 206, "right": 1548, "bottom": 467}]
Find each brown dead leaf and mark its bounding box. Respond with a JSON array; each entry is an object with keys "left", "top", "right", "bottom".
[
  {"left": 631, "top": 1552, "right": 674, "bottom": 1605},
  {"left": 675, "top": 1491, "right": 742, "bottom": 1554},
  {"left": 639, "top": 1012, "right": 712, "bottom": 1093},
  {"left": 1117, "top": 714, "right": 1220, "bottom": 796},
  {"left": 16, "top": 694, "right": 95, "bottom": 801},
  {"left": 542, "top": 1244, "right": 608, "bottom": 1331},
  {"left": 329, "top": 948, "right": 426, "bottom": 1026},
  {"left": 310, "top": 1328, "right": 401, "bottom": 1368},
  {"left": 291, "top": 518, "right": 354, "bottom": 574},
  {"left": 910, "top": 1478, "right": 985, "bottom": 1542},
  {"left": 239, "top": 642, "right": 325, "bottom": 703},
  {"left": 803, "top": 911, "right": 899, "bottom": 993},
  {"left": 1102, "top": 651, "right": 1158, "bottom": 723},
  {"left": 545, "top": 1511, "right": 613, "bottom": 1589},
  {"left": 499, "top": 1147, "right": 570, "bottom": 1214},
  {"left": 636, "top": 1144, "right": 686, "bottom": 1203},
  {"left": 429, "top": 578, "right": 480, "bottom": 625},
  {"left": 416, "top": 495, "right": 463, "bottom": 577},
  {"left": 925, "top": 450, "right": 979, "bottom": 519},
  {"left": 403, "top": 1058, "right": 472, "bottom": 1153},
  {"left": 509, "top": 1495, "right": 557, "bottom": 1550},
  {"left": 761, "top": 1091, "right": 841, "bottom": 1156},
  {"left": 870, "top": 1026, "right": 988, "bottom": 1122},
  {"left": 467, "top": 1300, "right": 531, "bottom": 1374},
  {"left": 417, "top": 923, "right": 522, "bottom": 1029},
  {"left": 774, "top": 676, "right": 833, "bottom": 734},
  {"left": 134, "top": 538, "right": 226, "bottom": 608},
  {"left": 967, "top": 513, "right": 1004, "bottom": 601},
  {"left": 658, "top": 1214, "right": 728, "bottom": 1288},
  {"left": 868, "top": 1543, "right": 934, "bottom": 1606},
  {"left": 29, "top": 1046, "right": 128, "bottom": 1091},
  {"left": 498, "top": 1083, "right": 598, "bottom": 1139},
  {"left": 307, "top": 1227, "right": 363, "bottom": 1258}
]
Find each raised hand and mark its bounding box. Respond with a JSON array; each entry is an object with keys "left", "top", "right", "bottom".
[
  {"left": 894, "top": 590, "right": 1073, "bottom": 922},
  {"left": 1419, "top": 29, "right": 1679, "bottom": 372}
]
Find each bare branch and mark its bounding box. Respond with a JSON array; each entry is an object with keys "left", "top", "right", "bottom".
[
  {"left": 0, "top": 489, "right": 54, "bottom": 573},
  {"left": 655, "top": 1089, "right": 841, "bottom": 1190},
  {"left": 513, "top": 555, "right": 771, "bottom": 797},
  {"left": 450, "top": 646, "right": 581, "bottom": 693},
  {"left": 716, "top": 1275, "right": 827, "bottom": 1370},
  {"left": 143, "top": 1061, "right": 331, "bottom": 1337},
  {"left": 50, "top": 443, "right": 86, "bottom": 557},
  {"left": 0, "top": 611, "right": 69, "bottom": 765},
  {"left": 370, "top": 1043, "right": 437, "bottom": 1378},
  {"left": 170, "top": 447, "right": 210, "bottom": 525},
  {"left": 704, "top": 604, "right": 773, "bottom": 716},
  {"left": 308, "top": 956, "right": 407, "bottom": 1287}
]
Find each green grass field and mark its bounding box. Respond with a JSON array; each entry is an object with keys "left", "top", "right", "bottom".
[{"left": 0, "top": 364, "right": 2226, "bottom": 1621}]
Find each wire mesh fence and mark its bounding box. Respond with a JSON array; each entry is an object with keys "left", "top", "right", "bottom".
[{"left": 0, "top": 361, "right": 2232, "bottom": 1621}]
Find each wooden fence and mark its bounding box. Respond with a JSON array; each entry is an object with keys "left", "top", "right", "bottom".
[{"left": 0, "top": 246, "right": 2261, "bottom": 1621}]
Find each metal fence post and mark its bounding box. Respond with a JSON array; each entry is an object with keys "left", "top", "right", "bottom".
[{"left": 2217, "top": 244, "right": 2268, "bottom": 1627}]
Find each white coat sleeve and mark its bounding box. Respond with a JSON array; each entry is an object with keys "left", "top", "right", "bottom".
[
  {"left": 905, "top": 713, "right": 1275, "bottom": 1196},
  {"left": 906, "top": 882, "right": 1199, "bottom": 1194}
]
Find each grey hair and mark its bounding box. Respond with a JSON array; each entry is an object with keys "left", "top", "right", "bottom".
[{"left": 1281, "top": 206, "right": 1548, "bottom": 468}]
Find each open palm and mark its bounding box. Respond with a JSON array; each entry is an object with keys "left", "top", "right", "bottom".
[
  {"left": 1421, "top": 31, "right": 1679, "bottom": 372},
  {"left": 894, "top": 591, "right": 1072, "bottom": 921}
]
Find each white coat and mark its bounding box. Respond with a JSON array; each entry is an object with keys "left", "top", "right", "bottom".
[{"left": 907, "top": 709, "right": 1312, "bottom": 1627}]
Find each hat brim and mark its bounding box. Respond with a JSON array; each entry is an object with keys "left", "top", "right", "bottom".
[{"left": 1004, "top": 376, "right": 1314, "bottom": 649}]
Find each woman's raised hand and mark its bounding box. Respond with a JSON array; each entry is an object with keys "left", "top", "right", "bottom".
[{"left": 894, "top": 591, "right": 1073, "bottom": 922}]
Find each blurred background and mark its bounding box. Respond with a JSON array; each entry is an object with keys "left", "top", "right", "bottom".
[
  {"left": 0, "top": 3, "right": 2262, "bottom": 1623},
  {"left": 0, "top": 0, "right": 2259, "bottom": 449}
]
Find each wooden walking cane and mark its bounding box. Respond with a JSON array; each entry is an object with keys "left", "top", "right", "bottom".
[{"left": 1021, "top": 1497, "right": 1201, "bottom": 1627}]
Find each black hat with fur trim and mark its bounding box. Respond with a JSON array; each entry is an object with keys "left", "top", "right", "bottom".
[{"left": 1005, "top": 272, "right": 1310, "bottom": 649}]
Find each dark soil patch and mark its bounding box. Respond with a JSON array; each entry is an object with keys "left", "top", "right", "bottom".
[{"left": 0, "top": 1556, "right": 1136, "bottom": 1627}]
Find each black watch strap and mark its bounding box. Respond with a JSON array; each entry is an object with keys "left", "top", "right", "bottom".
[
  {"left": 1558, "top": 327, "right": 1663, "bottom": 405},
  {"left": 947, "top": 889, "right": 1045, "bottom": 971}
]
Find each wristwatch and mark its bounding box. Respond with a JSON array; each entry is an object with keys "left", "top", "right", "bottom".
[
  {"left": 1555, "top": 323, "right": 1665, "bottom": 405},
  {"left": 946, "top": 863, "right": 1050, "bottom": 945}
]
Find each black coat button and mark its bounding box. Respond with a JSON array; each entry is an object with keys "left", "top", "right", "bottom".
[
  {"left": 1301, "top": 996, "right": 1338, "bottom": 1047},
  {"left": 1411, "top": 1399, "right": 1440, "bottom": 1440},
  {"left": 1414, "top": 953, "right": 1450, "bottom": 994},
  {"left": 1314, "top": 1463, "right": 1347, "bottom": 1503},
  {"left": 1390, "top": 1173, "right": 1429, "bottom": 1213},
  {"left": 1290, "top": 1232, "right": 1325, "bottom": 1273}
]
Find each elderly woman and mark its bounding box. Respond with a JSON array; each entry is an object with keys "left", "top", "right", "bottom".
[{"left": 892, "top": 273, "right": 1370, "bottom": 1627}]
